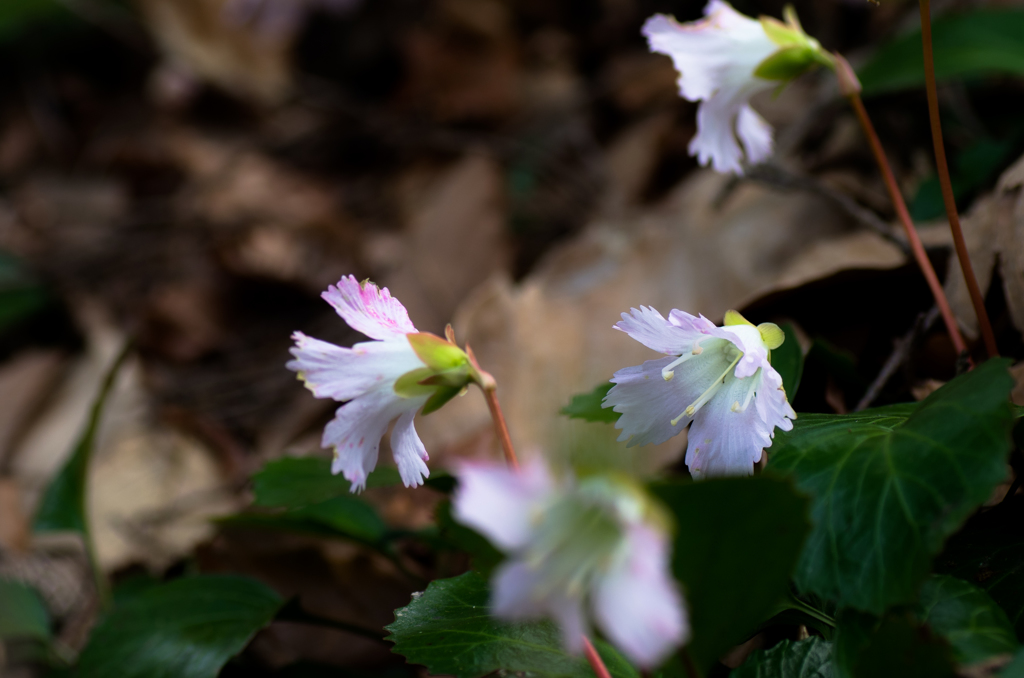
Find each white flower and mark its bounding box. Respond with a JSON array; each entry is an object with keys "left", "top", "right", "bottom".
[
  {"left": 643, "top": 1, "right": 828, "bottom": 175},
  {"left": 287, "top": 275, "right": 473, "bottom": 491},
  {"left": 452, "top": 460, "right": 688, "bottom": 668},
  {"left": 603, "top": 307, "right": 795, "bottom": 479}
]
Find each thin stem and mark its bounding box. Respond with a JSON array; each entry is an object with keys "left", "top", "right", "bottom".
[
  {"left": 582, "top": 636, "right": 613, "bottom": 678},
  {"left": 918, "top": 0, "right": 998, "bottom": 359},
  {"left": 681, "top": 648, "right": 703, "bottom": 678},
  {"left": 846, "top": 91, "right": 969, "bottom": 358},
  {"left": 484, "top": 388, "right": 519, "bottom": 470}
]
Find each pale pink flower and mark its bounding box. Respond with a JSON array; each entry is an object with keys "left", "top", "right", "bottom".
[
  {"left": 643, "top": 1, "right": 826, "bottom": 174},
  {"left": 453, "top": 459, "right": 688, "bottom": 668},
  {"left": 287, "top": 275, "right": 470, "bottom": 491},
  {"left": 604, "top": 308, "right": 795, "bottom": 479}
]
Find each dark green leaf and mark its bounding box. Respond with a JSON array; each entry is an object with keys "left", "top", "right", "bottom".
[
  {"left": 911, "top": 138, "right": 1016, "bottom": 221},
  {"left": 0, "top": 579, "right": 51, "bottom": 641},
  {"left": 77, "top": 575, "right": 283, "bottom": 678},
  {"left": 770, "top": 322, "right": 804, "bottom": 402},
  {"left": 1002, "top": 647, "right": 1024, "bottom": 677},
  {"left": 858, "top": 10, "right": 1024, "bottom": 95},
  {"left": 221, "top": 495, "right": 387, "bottom": 544},
  {"left": 561, "top": 382, "right": 618, "bottom": 424},
  {"left": 434, "top": 500, "right": 502, "bottom": 574},
  {"left": 732, "top": 637, "right": 833, "bottom": 678},
  {"left": 385, "top": 571, "right": 638, "bottom": 678},
  {"left": 0, "top": 0, "right": 67, "bottom": 41},
  {"left": 35, "top": 342, "right": 133, "bottom": 535},
  {"left": 833, "top": 610, "right": 956, "bottom": 678},
  {"left": 917, "top": 575, "right": 1018, "bottom": 665},
  {"left": 252, "top": 457, "right": 401, "bottom": 508},
  {"left": 768, "top": 359, "right": 1015, "bottom": 613},
  {"left": 651, "top": 476, "right": 811, "bottom": 674}
]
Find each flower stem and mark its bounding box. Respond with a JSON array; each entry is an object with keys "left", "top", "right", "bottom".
[
  {"left": 582, "top": 636, "right": 613, "bottom": 678},
  {"left": 845, "top": 90, "right": 969, "bottom": 358},
  {"left": 918, "top": 0, "right": 998, "bottom": 358},
  {"left": 483, "top": 387, "right": 519, "bottom": 470}
]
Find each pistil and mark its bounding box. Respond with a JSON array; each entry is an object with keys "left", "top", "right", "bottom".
[{"left": 671, "top": 353, "right": 743, "bottom": 426}]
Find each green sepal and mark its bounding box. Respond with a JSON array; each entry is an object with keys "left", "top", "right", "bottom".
[
  {"left": 419, "top": 365, "right": 472, "bottom": 388},
  {"left": 407, "top": 332, "right": 470, "bottom": 372},
  {"left": 754, "top": 46, "right": 832, "bottom": 81},
  {"left": 393, "top": 367, "right": 437, "bottom": 398},
  {"left": 760, "top": 15, "right": 806, "bottom": 48},
  {"left": 422, "top": 385, "right": 464, "bottom": 415}
]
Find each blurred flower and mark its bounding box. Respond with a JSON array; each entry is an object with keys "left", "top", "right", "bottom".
[
  {"left": 603, "top": 307, "right": 795, "bottom": 479},
  {"left": 453, "top": 460, "right": 688, "bottom": 668},
  {"left": 223, "top": 0, "right": 362, "bottom": 38},
  {"left": 287, "top": 275, "right": 477, "bottom": 491},
  {"left": 643, "top": 1, "right": 831, "bottom": 174}
]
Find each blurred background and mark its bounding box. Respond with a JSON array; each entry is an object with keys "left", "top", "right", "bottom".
[{"left": 2, "top": 0, "right": 1024, "bottom": 674}]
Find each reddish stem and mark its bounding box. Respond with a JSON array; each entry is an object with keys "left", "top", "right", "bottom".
[
  {"left": 582, "top": 636, "right": 613, "bottom": 678},
  {"left": 846, "top": 91, "right": 969, "bottom": 358},
  {"left": 918, "top": 0, "right": 999, "bottom": 358},
  {"left": 484, "top": 388, "right": 519, "bottom": 470}
]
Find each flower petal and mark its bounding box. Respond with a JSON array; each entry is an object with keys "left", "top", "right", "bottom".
[
  {"left": 491, "top": 560, "right": 588, "bottom": 655},
  {"left": 755, "top": 365, "right": 796, "bottom": 434},
  {"left": 286, "top": 332, "right": 424, "bottom": 401},
  {"left": 322, "top": 275, "right": 417, "bottom": 341},
  {"left": 593, "top": 524, "right": 688, "bottom": 667},
  {"left": 713, "top": 323, "right": 770, "bottom": 378},
  {"left": 685, "top": 371, "right": 771, "bottom": 479},
  {"left": 323, "top": 388, "right": 421, "bottom": 491},
  {"left": 390, "top": 409, "right": 430, "bottom": 488},
  {"left": 452, "top": 458, "right": 555, "bottom": 552},
  {"left": 615, "top": 306, "right": 712, "bottom": 355},
  {"left": 737, "top": 104, "right": 774, "bottom": 165},
  {"left": 607, "top": 345, "right": 734, "bottom": 447}
]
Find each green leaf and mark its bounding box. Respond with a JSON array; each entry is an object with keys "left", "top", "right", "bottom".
[
  {"left": 768, "top": 359, "right": 1015, "bottom": 613},
  {"left": 917, "top": 575, "right": 1018, "bottom": 665},
  {"left": 0, "top": 579, "right": 51, "bottom": 641},
  {"left": 770, "top": 322, "right": 804, "bottom": 402},
  {"left": 1002, "top": 646, "right": 1024, "bottom": 677},
  {"left": 561, "top": 382, "right": 617, "bottom": 424},
  {"left": 732, "top": 637, "right": 833, "bottom": 678},
  {"left": 35, "top": 342, "right": 133, "bottom": 535},
  {"left": 221, "top": 495, "right": 387, "bottom": 545},
  {"left": 834, "top": 610, "right": 957, "bottom": 678},
  {"left": 434, "top": 500, "right": 502, "bottom": 574},
  {"left": 0, "top": 0, "right": 67, "bottom": 41},
  {"left": 650, "top": 476, "right": 811, "bottom": 674},
  {"left": 934, "top": 517, "right": 1024, "bottom": 640},
  {"left": 385, "top": 571, "right": 638, "bottom": 678},
  {"left": 858, "top": 10, "right": 1024, "bottom": 95},
  {"left": 77, "top": 575, "right": 283, "bottom": 678},
  {"left": 252, "top": 457, "right": 401, "bottom": 508}
]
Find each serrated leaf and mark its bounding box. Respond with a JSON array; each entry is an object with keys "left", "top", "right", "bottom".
[
  {"left": 650, "top": 476, "right": 811, "bottom": 674},
  {"left": 733, "top": 637, "right": 833, "bottom": 678},
  {"left": 252, "top": 457, "right": 401, "bottom": 508},
  {"left": 0, "top": 579, "right": 51, "bottom": 641},
  {"left": 77, "top": 575, "right": 282, "bottom": 678},
  {"left": 561, "top": 382, "right": 617, "bottom": 423},
  {"left": 385, "top": 571, "right": 638, "bottom": 678},
  {"left": 768, "top": 359, "right": 1015, "bottom": 613},
  {"left": 770, "top": 322, "right": 804, "bottom": 402},
  {"left": 858, "top": 10, "right": 1024, "bottom": 95},
  {"left": 833, "top": 610, "right": 956, "bottom": 678},
  {"left": 917, "top": 575, "right": 1018, "bottom": 666},
  {"left": 221, "top": 495, "right": 387, "bottom": 545},
  {"left": 35, "top": 343, "right": 132, "bottom": 536}
]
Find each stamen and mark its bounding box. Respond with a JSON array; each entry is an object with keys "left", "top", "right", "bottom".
[
  {"left": 670, "top": 353, "right": 743, "bottom": 426},
  {"left": 662, "top": 340, "right": 709, "bottom": 380}
]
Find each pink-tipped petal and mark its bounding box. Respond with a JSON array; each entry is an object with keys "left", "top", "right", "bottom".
[
  {"left": 615, "top": 306, "right": 709, "bottom": 355},
  {"left": 453, "top": 459, "right": 554, "bottom": 551},
  {"left": 323, "top": 388, "right": 422, "bottom": 492},
  {"left": 593, "top": 524, "right": 689, "bottom": 668},
  {"left": 322, "top": 275, "right": 417, "bottom": 341},
  {"left": 390, "top": 409, "right": 430, "bottom": 488},
  {"left": 287, "top": 333, "right": 424, "bottom": 401},
  {"left": 737, "top": 105, "right": 774, "bottom": 165},
  {"left": 712, "top": 324, "right": 770, "bottom": 379},
  {"left": 490, "top": 560, "right": 588, "bottom": 655}
]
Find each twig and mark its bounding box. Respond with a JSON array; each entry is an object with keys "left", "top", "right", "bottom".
[
  {"left": 743, "top": 163, "right": 907, "bottom": 255},
  {"left": 855, "top": 306, "right": 939, "bottom": 411},
  {"left": 918, "top": 0, "right": 999, "bottom": 359},
  {"left": 582, "top": 636, "right": 613, "bottom": 678}
]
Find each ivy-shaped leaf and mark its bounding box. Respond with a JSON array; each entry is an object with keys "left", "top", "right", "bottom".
[
  {"left": 833, "top": 610, "right": 956, "bottom": 678},
  {"left": 917, "top": 575, "right": 1018, "bottom": 666},
  {"left": 77, "top": 575, "right": 282, "bottom": 678},
  {"left": 385, "top": 571, "right": 638, "bottom": 678},
  {"left": 732, "top": 637, "right": 833, "bottom": 678},
  {"left": 768, "top": 359, "right": 1014, "bottom": 613}
]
